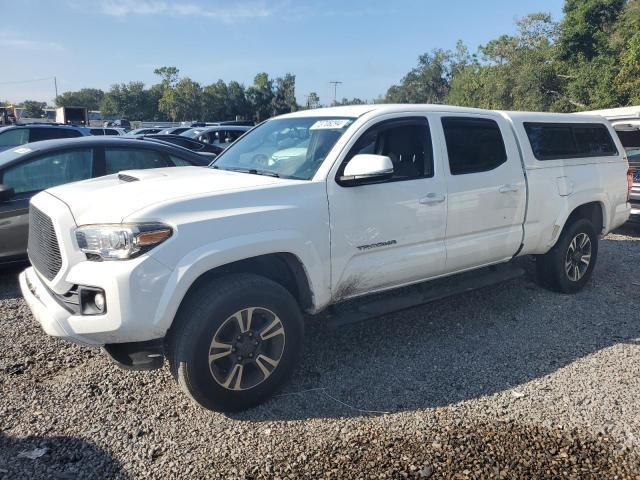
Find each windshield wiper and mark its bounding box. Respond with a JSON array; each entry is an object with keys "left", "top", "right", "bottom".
[{"left": 221, "top": 167, "right": 280, "bottom": 178}]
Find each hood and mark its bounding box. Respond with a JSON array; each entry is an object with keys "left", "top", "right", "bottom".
[{"left": 46, "top": 166, "right": 287, "bottom": 225}]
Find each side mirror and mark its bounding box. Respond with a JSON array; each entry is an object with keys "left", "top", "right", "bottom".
[
  {"left": 339, "top": 154, "right": 394, "bottom": 186},
  {"left": 0, "top": 184, "right": 15, "bottom": 202}
]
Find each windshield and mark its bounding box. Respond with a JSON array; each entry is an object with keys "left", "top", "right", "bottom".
[
  {"left": 212, "top": 117, "right": 354, "bottom": 179},
  {"left": 181, "top": 128, "right": 206, "bottom": 138}
]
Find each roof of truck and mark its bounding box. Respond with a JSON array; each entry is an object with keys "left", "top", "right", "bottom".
[{"left": 280, "top": 104, "right": 608, "bottom": 123}]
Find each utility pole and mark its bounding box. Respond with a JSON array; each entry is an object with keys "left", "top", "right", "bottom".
[
  {"left": 54, "top": 76, "right": 58, "bottom": 101},
  {"left": 329, "top": 81, "right": 342, "bottom": 105}
]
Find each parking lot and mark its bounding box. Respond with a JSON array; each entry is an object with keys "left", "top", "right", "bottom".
[{"left": 0, "top": 226, "right": 638, "bottom": 478}]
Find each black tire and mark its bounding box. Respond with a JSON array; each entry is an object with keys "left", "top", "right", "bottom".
[
  {"left": 536, "top": 218, "right": 598, "bottom": 293},
  {"left": 167, "top": 273, "right": 304, "bottom": 412}
]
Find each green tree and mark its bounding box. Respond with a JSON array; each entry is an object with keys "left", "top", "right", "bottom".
[
  {"left": 335, "top": 97, "right": 366, "bottom": 105},
  {"left": 384, "top": 49, "right": 454, "bottom": 104},
  {"left": 203, "top": 80, "right": 230, "bottom": 121},
  {"left": 158, "top": 87, "right": 180, "bottom": 122},
  {"left": 20, "top": 100, "right": 47, "bottom": 118},
  {"left": 153, "top": 66, "right": 180, "bottom": 88},
  {"left": 227, "top": 81, "right": 251, "bottom": 120},
  {"left": 101, "top": 82, "right": 154, "bottom": 120},
  {"left": 306, "top": 92, "right": 320, "bottom": 109},
  {"left": 448, "top": 13, "right": 572, "bottom": 111},
  {"left": 556, "top": 0, "right": 627, "bottom": 109},
  {"left": 272, "top": 74, "right": 298, "bottom": 115},
  {"left": 55, "top": 88, "right": 104, "bottom": 110},
  {"left": 173, "top": 78, "right": 203, "bottom": 120},
  {"left": 558, "top": 0, "right": 625, "bottom": 61},
  {"left": 247, "top": 73, "right": 274, "bottom": 122}
]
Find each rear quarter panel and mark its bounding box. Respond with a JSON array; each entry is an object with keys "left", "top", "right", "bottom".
[{"left": 506, "top": 117, "right": 630, "bottom": 255}]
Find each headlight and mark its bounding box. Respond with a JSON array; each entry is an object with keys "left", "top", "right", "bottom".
[{"left": 75, "top": 223, "right": 172, "bottom": 261}]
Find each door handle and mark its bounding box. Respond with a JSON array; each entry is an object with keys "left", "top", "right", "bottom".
[
  {"left": 499, "top": 184, "right": 519, "bottom": 193},
  {"left": 419, "top": 193, "right": 446, "bottom": 205}
]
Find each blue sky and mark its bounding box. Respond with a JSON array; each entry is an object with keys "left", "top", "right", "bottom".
[{"left": 1, "top": 0, "right": 564, "bottom": 105}]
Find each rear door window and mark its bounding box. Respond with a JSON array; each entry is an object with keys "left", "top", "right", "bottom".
[
  {"left": 524, "top": 123, "right": 618, "bottom": 160},
  {"left": 104, "top": 148, "right": 171, "bottom": 174},
  {"left": 441, "top": 117, "right": 507, "bottom": 175},
  {"left": 0, "top": 128, "right": 29, "bottom": 146},
  {"left": 90, "top": 128, "right": 104, "bottom": 136},
  {"left": 1, "top": 149, "right": 93, "bottom": 194}
]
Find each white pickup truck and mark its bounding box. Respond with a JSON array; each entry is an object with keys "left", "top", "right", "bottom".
[{"left": 19, "top": 105, "right": 631, "bottom": 412}]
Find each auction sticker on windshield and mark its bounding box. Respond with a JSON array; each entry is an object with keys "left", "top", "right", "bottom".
[{"left": 310, "top": 119, "right": 351, "bottom": 130}]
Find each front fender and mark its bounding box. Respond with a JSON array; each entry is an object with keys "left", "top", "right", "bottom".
[{"left": 149, "top": 230, "right": 329, "bottom": 334}]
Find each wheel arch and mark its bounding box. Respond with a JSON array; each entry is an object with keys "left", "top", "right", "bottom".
[
  {"left": 564, "top": 201, "right": 604, "bottom": 235},
  {"left": 551, "top": 200, "right": 606, "bottom": 248},
  {"left": 182, "top": 252, "right": 314, "bottom": 312},
  {"left": 155, "top": 250, "right": 318, "bottom": 342}
]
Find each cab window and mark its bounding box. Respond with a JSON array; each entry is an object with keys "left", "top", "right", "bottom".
[
  {"left": 340, "top": 118, "right": 434, "bottom": 182},
  {"left": 442, "top": 117, "right": 507, "bottom": 175}
]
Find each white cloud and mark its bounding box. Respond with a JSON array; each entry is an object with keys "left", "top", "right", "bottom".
[
  {"left": 99, "top": 0, "right": 272, "bottom": 21},
  {"left": 0, "top": 35, "right": 65, "bottom": 53}
]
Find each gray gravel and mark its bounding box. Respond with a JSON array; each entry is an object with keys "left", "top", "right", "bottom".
[{"left": 1, "top": 226, "right": 639, "bottom": 478}]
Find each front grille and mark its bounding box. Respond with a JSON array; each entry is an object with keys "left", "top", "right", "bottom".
[{"left": 28, "top": 206, "right": 63, "bottom": 281}]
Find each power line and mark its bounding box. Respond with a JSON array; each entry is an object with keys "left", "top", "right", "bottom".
[
  {"left": 0, "top": 76, "right": 56, "bottom": 86},
  {"left": 329, "top": 80, "right": 342, "bottom": 104}
]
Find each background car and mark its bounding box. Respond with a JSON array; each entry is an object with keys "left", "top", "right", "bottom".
[
  {"left": 103, "top": 119, "right": 131, "bottom": 130},
  {"left": 143, "top": 134, "right": 223, "bottom": 159},
  {"left": 0, "top": 124, "right": 91, "bottom": 152},
  {"left": 89, "top": 127, "right": 124, "bottom": 136},
  {"left": 181, "top": 125, "right": 251, "bottom": 148},
  {"left": 0, "top": 136, "right": 209, "bottom": 266},
  {"left": 158, "top": 126, "right": 192, "bottom": 135},
  {"left": 126, "top": 127, "right": 164, "bottom": 136}
]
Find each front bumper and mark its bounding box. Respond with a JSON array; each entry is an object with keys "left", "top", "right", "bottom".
[{"left": 19, "top": 254, "right": 173, "bottom": 346}]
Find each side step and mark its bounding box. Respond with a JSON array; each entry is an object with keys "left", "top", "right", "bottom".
[{"left": 326, "top": 263, "right": 525, "bottom": 328}]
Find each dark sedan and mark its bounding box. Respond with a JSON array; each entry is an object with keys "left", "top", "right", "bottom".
[
  {"left": 0, "top": 136, "right": 209, "bottom": 266},
  {"left": 142, "top": 134, "right": 223, "bottom": 158}
]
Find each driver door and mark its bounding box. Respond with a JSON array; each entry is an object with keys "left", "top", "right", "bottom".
[
  {"left": 327, "top": 116, "right": 448, "bottom": 300},
  {"left": 0, "top": 148, "right": 94, "bottom": 262}
]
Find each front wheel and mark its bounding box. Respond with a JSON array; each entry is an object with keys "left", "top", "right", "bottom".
[
  {"left": 536, "top": 218, "right": 599, "bottom": 293},
  {"left": 168, "top": 273, "right": 304, "bottom": 412}
]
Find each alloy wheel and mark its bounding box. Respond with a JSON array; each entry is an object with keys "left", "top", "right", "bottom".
[
  {"left": 565, "top": 232, "right": 592, "bottom": 282},
  {"left": 208, "top": 307, "right": 286, "bottom": 391}
]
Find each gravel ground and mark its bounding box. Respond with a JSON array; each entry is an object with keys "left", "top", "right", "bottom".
[{"left": 1, "top": 226, "right": 639, "bottom": 479}]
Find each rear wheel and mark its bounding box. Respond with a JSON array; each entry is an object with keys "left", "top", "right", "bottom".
[
  {"left": 168, "top": 273, "right": 304, "bottom": 412},
  {"left": 536, "top": 218, "right": 598, "bottom": 293}
]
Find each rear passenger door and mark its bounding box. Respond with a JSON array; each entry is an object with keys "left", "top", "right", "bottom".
[{"left": 439, "top": 115, "right": 526, "bottom": 271}]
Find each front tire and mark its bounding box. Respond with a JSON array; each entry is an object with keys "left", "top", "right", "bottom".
[
  {"left": 168, "top": 273, "right": 304, "bottom": 412},
  {"left": 536, "top": 218, "right": 598, "bottom": 293}
]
